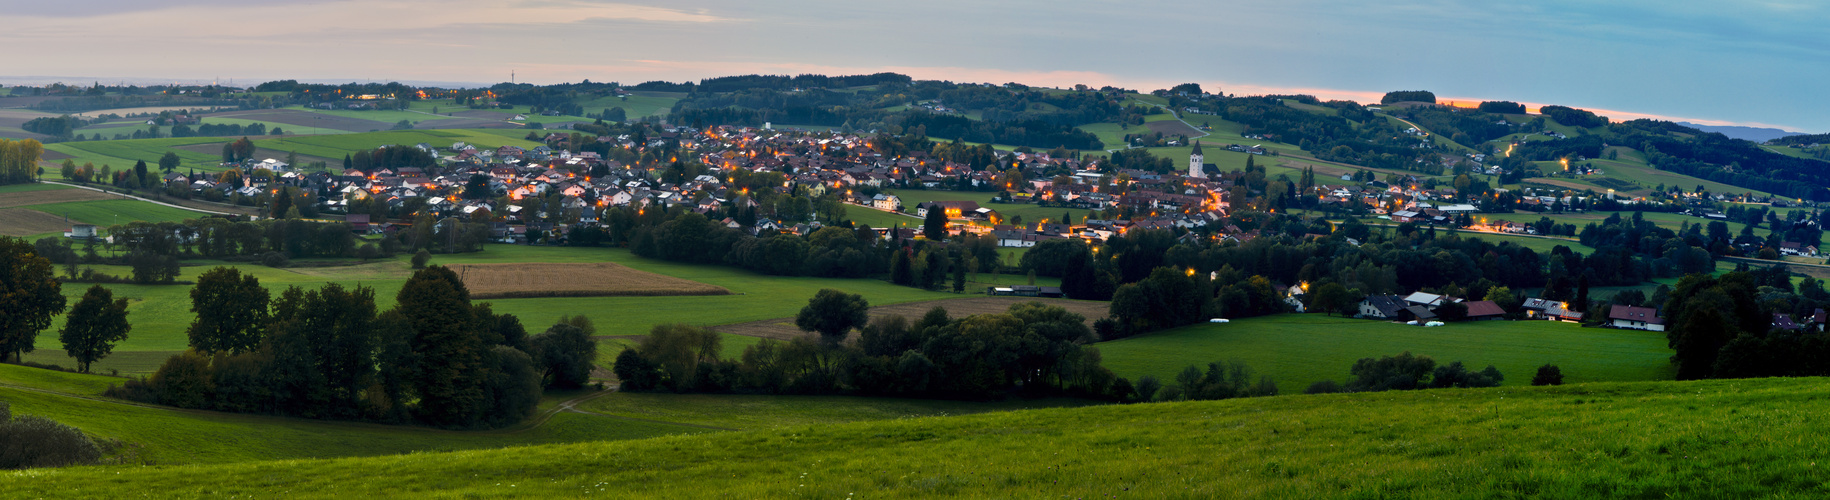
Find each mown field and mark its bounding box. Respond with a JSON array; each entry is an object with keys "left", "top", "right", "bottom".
[
  {"left": 450, "top": 262, "right": 730, "bottom": 299},
  {"left": 13, "top": 377, "right": 1828, "bottom": 497},
  {"left": 1097, "top": 314, "right": 1675, "bottom": 391}
]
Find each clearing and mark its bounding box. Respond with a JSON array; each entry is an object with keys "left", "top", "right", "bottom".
[
  {"left": 1097, "top": 314, "right": 1674, "bottom": 390},
  {"left": 449, "top": 262, "right": 731, "bottom": 299},
  {"left": 714, "top": 296, "right": 1109, "bottom": 341}
]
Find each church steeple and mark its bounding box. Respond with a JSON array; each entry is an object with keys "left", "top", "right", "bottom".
[{"left": 1189, "top": 141, "right": 1206, "bottom": 179}]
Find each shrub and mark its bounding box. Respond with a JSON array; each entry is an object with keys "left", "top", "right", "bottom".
[
  {"left": 149, "top": 351, "right": 215, "bottom": 409},
  {"left": 1133, "top": 375, "right": 1161, "bottom": 402},
  {"left": 411, "top": 249, "right": 431, "bottom": 269},
  {"left": 1532, "top": 364, "right": 1564, "bottom": 386},
  {"left": 260, "top": 251, "right": 290, "bottom": 268},
  {"left": 1305, "top": 380, "right": 1344, "bottom": 394},
  {"left": 0, "top": 401, "right": 102, "bottom": 469},
  {"left": 356, "top": 243, "right": 381, "bottom": 260}
]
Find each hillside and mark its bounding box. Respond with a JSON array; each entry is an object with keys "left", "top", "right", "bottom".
[{"left": 13, "top": 377, "right": 1827, "bottom": 497}]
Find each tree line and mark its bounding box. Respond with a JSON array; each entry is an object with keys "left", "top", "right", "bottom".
[
  {"left": 0, "top": 138, "right": 43, "bottom": 184},
  {"left": 107, "top": 266, "right": 596, "bottom": 428},
  {"left": 616, "top": 290, "right": 1129, "bottom": 400}
]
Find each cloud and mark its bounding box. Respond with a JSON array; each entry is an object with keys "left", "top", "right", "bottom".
[{"left": 0, "top": 0, "right": 728, "bottom": 41}]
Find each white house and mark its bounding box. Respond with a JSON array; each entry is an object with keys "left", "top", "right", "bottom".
[
  {"left": 1607, "top": 305, "right": 1665, "bottom": 332},
  {"left": 872, "top": 193, "right": 902, "bottom": 212}
]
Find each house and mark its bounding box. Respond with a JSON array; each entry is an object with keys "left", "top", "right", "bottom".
[
  {"left": 1358, "top": 295, "right": 1406, "bottom": 320},
  {"left": 65, "top": 224, "right": 98, "bottom": 239},
  {"left": 1463, "top": 300, "right": 1507, "bottom": 321},
  {"left": 1402, "top": 292, "right": 1447, "bottom": 307},
  {"left": 915, "top": 200, "right": 981, "bottom": 218},
  {"left": 1521, "top": 298, "right": 1583, "bottom": 322},
  {"left": 1607, "top": 305, "right": 1664, "bottom": 331},
  {"left": 1773, "top": 313, "right": 1804, "bottom": 332},
  {"left": 872, "top": 193, "right": 902, "bottom": 212},
  {"left": 346, "top": 213, "right": 371, "bottom": 233},
  {"left": 1404, "top": 305, "right": 1438, "bottom": 322}
]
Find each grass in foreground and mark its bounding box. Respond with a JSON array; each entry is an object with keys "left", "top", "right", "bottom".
[
  {"left": 1098, "top": 314, "right": 1675, "bottom": 390},
  {"left": 0, "top": 362, "right": 1098, "bottom": 466},
  {"left": 13, "top": 378, "right": 1829, "bottom": 497}
]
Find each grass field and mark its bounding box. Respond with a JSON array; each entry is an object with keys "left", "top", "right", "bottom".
[
  {"left": 0, "top": 361, "right": 1101, "bottom": 467},
  {"left": 1097, "top": 314, "right": 1675, "bottom": 390},
  {"left": 21, "top": 246, "right": 967, "bottom": 375},
  {"left": 573, "top": 392, "right": 1095, "bottom": 431},
  {"left": 885, "top": 189, "right": 1094, "bottom": 225},
  {"left": 450, "top": 262, "right": 730, "bottom": 299},
  {"left": 252, "top": 129, "right": 540, "bottom": 160},
  {"left": 279, "top": 106, "right": 461, "bottom": 127},
  {"left": 840, "top": 203, "right": 921, "bottom": 229},
  {"left": 15, "top": 377, "right": 1830, "bottom": 497}
]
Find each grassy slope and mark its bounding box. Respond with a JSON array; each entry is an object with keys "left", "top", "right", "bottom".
[
  {"left": 0, "top": 362, "right": 1098, "bottom": 466},
  {"left": 15, "top": 378, "right": 1828, "bottom": 497},
  {"left": 1098, "top": 315, "right": 1674, "bottom": 390}
]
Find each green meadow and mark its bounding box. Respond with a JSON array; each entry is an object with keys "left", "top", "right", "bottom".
[
  {"left": 884, "top": 189, "right": 1095, "bottom": 225},
  {"left": 21, "top": 245, "right": 971, "bottom": 375},
  {"left": 1097, "top": 314, "right": 1675, "bottom": 390},
  {"left": 11, "top": 377, "right": 1828, "bottom": 497}
]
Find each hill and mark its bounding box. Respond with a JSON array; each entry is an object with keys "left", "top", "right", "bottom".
[
  {"left": 14, "top": 377, "right": 1827, "bottom": 497},
  {"left": 1675, "top": 122, "right": 1803, "bottom": 143}
]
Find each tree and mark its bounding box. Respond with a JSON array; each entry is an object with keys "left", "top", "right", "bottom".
[
  {"left": 0, "top": 237, "right": 66, "bottom": 362},
  {"left": 187, "top": 267, "right": 270, "bottom": 355},
  {"left": 59, "top": 285, "right": 130, "bottom": 373},
  {"left": 157, "top": 152, "right": 180, "bottom": 174},
  {"left": 795, "top": 288, "right": 870, "bottom": 347},
  {"left": 391, "top": 265, "right": 491, "bottom": 427},
  {"left": 530, "top": 322, "right": 597, "bottom": 389},
  {"left": 922, "top": 207, "right": 948, "bottom": 241},
  {"left": 411, "top": 249, "right": 431, "bottom": 269},
  {"left": 1531, "top": 364, "right": 1564, "bottom": 386},
  {"left": 1346, "top": 351, "right": 1436, "bottom": 392},
  {"left": 1310, "top": 282, "right": 1354, "bottom": 316}
]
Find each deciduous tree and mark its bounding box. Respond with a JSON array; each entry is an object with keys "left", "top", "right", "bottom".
[
  {"left": 0, "top": 237, "right": 65, "bottom": 362},
  {"left": 60, "top": 285, "right": 130, "bottom": 373},
  {"left": 187, "top": 267, "right": 270, "bottom": 354},
  {"left": 795, "top": 288, "right": 870, "bottom": 347}
]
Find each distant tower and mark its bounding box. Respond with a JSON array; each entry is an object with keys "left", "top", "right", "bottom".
[{"left": 1189, "top": 141, "right": 1206, "bottom": 179}]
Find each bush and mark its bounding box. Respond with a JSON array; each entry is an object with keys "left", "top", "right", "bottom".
[
  {"left": 260, "top": 251, "right": 290, "bottom": 268},
  {"left": 1132, "top": 375, "right": 1161, "bottom": 402},
  {"left": 411, "top": 249, "right": 431, "bottom": 269},
  {"left": 356, "top": 243, "right": 381, "bottom": 260},
  {"left": 0, "top": 401, "right": 102, "bottom": 469},
  {"left": 1532, "top": 364, "right": 1564, "bottom": 386},
  {"left": 1305, "top": 380, "right": 1344, "bottom": 394}
]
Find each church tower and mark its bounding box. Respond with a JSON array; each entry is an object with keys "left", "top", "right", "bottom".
[{"left": 1189, "top": 141, "right": 1206, "bottom": 179}]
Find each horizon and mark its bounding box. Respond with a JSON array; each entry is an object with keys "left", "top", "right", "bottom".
[{"left": 2, "top": 0, "right": 1823, "bottom": 133}]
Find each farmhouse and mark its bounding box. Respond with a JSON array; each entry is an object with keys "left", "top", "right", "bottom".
[
  {"left": 1358, "top": 295, "right": 1406, "bottom": 320},
  {"left": 915, "top": 200, "right": 980, "bottom": 218},
  {"left": 1607, "top": 305, "right": 1665, "bottom": 331},
  {"left": 1463, "top": 300, "right": 1506, "bottom": 320}
]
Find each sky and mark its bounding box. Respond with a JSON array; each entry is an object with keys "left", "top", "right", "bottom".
[{"left": 4, "top": 0, "right": 1825, "bottom": 132}]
